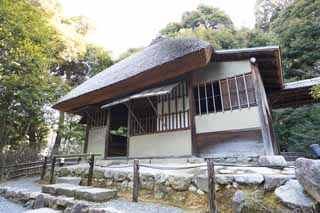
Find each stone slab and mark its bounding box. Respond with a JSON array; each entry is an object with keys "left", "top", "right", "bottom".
[
  {"left": 24, "top": 208, "right": 62, "bottom": 213},
  {"left": 42, "top": 184, "right": 87, "bottom": 197},
  {"left": 75, "top": 187, "right": 117, "bottom": 202},
  {"left": 234, "top": 174, "right": 264, "bottom": 185},
  {"left": 56, "top": 177, "right": 82, "bottom": 185}
]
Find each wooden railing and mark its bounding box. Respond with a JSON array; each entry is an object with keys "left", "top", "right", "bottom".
[
  {"left": 44, "top": 153, "right": 101, "bottom": 186},
  {"left": 130, "top": 110, "right": 190, "bottom": 136}
]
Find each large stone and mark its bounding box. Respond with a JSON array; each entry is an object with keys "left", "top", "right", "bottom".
[
  {"left": 232, "top": 191, "right": 245, "bottom": 213},
  {"left": 113, "top": 171, "right": 128, "bottom": 182},
  {"left": 296, "top": 158, "right": 320, "bottom": 202},
  {"left": 140, "top": 173, "right": 155, "bottom": 190},
  {"left": 234, "top": 174, "right": 264, "bottom": 185},
  {"left": 70, "top": 203, "right": 89, "bottom": 213},
  {"left": 275, "top": 180, "right": 316, "bottom": 210},
  {"left": 33, "top": 194, "right": 45, "bottom": 209},
  {"left": 193, "top": 174, "right": 208, "bottom": 192},
  {"left": 263, "top": 174, "right": 294, "bottom": 191},
  {"left": 258, "top": 155, "right": 287, "bottom": 168},
  {"left": 216, "top": 174, "right": 234, "bottom": 185},
  {"left": 75, "top": 188, "right": 117, "bottom": 202},
  {"left": 93, "top": 168, "right": 105, "bottom": 179},
  {"left": 56, "top": 177, "right": 82, "bottom": 185},
  {"left": 167, "top": 175, "right": 192, "bottom": 191}
]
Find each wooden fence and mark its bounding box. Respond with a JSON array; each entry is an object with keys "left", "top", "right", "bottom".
[{"left": 0, "top": 161, "right": 43, "bottom": 180}]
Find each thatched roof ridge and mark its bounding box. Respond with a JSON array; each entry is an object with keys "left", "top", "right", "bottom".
[{"left": 54, "top": 38, "right": 211, "bottom": 109}]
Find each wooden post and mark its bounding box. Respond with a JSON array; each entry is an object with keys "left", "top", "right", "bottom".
[
  {"left": 206, "top": 158, "right": 217, "bottom": 213},
  {"left": 88, "top": 154, "right": 95, "bottom": 186},
  {"left": 250, "top": 59, "right": 275, "bottom": 155},
  {"left": 187, "top": 74, "right": 198, "bottom": 155},
  {"left": 40, "top": 156, "right": 48, "bottom": 181},
  {"left": 104, "top": 109, "right": 111, "bottom": 158},
  {"left": 133, "top": 159, "right": 140, "bottom": 202},
  {"left": 83, "top": 115, "right": 90, "bottom": 154},
  {"left": 49, "top": 157, "right": 56, "bottom": 184}
]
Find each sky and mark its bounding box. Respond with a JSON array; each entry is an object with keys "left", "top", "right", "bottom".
[{"left": 60, "top": 0, "right": 256, "bottom": 58}]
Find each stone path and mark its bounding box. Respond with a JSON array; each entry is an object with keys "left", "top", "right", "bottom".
[
  {"left": 97, "top": 200, "right": 185, "bottom": 213},
  {"left": 0, "top": 177, "right": 186, "bottom": 213}
]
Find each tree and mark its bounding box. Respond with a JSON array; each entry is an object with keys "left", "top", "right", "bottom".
[
  {"left": 255, "top": 0, "right": 293, "bottom": 31},
  {"left": 160, "top": 4, "right": 234, "bottom": 37},
  {"left": 0, "top": 0, "right": 65, "bottom": 155},
  {"left": 271, "top": 0, "right": 320, "bottom": 80},
  {"left": 117, "top": 47, "right": 144, "bottom": 62}
]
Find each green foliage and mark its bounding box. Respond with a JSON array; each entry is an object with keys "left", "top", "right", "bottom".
[
  {"left": 254, "top": 0, "right": 293, "bottom": 31},
  {"left": 271, "top": 0, "right": 320, "bottom": 80},
  {"left": 311, "top": 84, "right": 320, "bottom": 100},
  {"left": 161, "top": 4, "right": 234, "bottom": 38},
  {"left": 0, "top": 0, "right": 65, "bottom": 151},
  {"left": 117, "top": 47, "right": 144, "bottom": 61},
  {"left": 84, "top": 44, "right": 114, "bottom": 77},
  {"left": 273, "top": 105, "right": 320, "bottom": 153},
  {"left": 0, "top": 0, "right": 114, "bottom": 156}
]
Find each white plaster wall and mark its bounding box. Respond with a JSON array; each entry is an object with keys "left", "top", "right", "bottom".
[
  {"left": 195, "top": 107, "right": 261, "bottom": 133},
  {"left": 87, "top": 126, "right": 107, "bottom": 154},
  {"left": 129, "top": 130, "right": 192, "bottom": 158},
  {"left": 193, "top": 61, "right": 251, "bottom": 84}
]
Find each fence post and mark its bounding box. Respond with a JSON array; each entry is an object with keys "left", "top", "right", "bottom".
[
  {"left": 50, "top": 157, "right": 56, "bottom": 184},
  {"left": 206, "top": 158, "right": 217, "bottom": 213},
  {"left": 88, "top": 154, "right": 95, "bottom": 186},
  {"left": 133, "top": 159, "right": 140, "bottom": 202},
  {"left": 40, "top": 156, "right": 48, "bottom": 181}
]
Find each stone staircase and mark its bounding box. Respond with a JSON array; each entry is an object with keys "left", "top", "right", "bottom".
[{"left": 42, "top": 182, "right": 117, "bottom": 203}]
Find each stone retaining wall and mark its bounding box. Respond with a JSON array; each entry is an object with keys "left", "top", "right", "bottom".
[{"left": 54, "top": 164, "right": 295, "bottom": 209}]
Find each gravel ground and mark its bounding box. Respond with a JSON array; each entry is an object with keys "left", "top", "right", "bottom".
[
  {"left": 0, "top": 177, "right": 41, "bottom": 192},
  {"left": 0, "top": 195, "right": 26, "bottom": 213},
  {"left": 0, "top": 177, "right": 41, "bottom": 213},
  {"left": 98, "top": 200, "right": 185, "bottom": 213}
]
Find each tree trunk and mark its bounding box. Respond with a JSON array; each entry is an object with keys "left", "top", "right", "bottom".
[{"left": 52, "top": 111, "right": 64, "bottom": 156}]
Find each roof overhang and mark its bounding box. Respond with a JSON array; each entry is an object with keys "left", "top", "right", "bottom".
[
  {"left": 270, "top": 77, "right": 320, "bottom": 109},
  {"left": 53, "top": 38, "right": 212, "bottom": 113},
  {"left": 213, "top": 46, "right": 283, "bottom": 92},
  {"left": 101, "top": 83, "right": 178, "bottom": 109}
]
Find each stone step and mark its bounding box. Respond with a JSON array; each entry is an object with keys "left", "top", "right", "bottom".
[
  {"left": 56, "top": 177, "right": 82, "bottom": 185},
  {"left": 24, "top": 208, "right": 62, "bottom": 213},
  {"left": 75, "top": 187, "right": 117, "bottom": 202},
  {"left": 41, "top": 183, "right": 117, "bottom": 202},
  {"left": 42, "top": 183, "right": 87, "bottom": 197}
]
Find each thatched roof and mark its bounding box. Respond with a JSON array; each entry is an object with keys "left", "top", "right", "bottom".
[{"left": 53, "top": 38, "right": 212, "bottom": 112}]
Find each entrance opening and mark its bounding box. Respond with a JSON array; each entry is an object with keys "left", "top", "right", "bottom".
[{"left": 108, "top": 104, "right": 128, "bottom": 157}]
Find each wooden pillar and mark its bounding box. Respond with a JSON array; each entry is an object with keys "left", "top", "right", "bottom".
[
  {"left": 40, "top": 156, "right": 48, "bottom": 181},
  {"left": 206, "top": 158, "right": 217, "bottom": 213},
  {"left": 49, "top": 157, "right": 56, "bottom": 184},
  {"left": 127, "top": 101, "right": 131, "bottom": 157},
  {"left": 132, "top": 159, "right": 140, "bottom": 202},
  {"left": 88, "top": 154, "right": 95, "bottom": 186},
  {"left": 104, "top": 109, "right": 111, "bottom": 158},
  {"left": 250, "top": 58, "right": 276, "bottom": 155},
  {"left": 187, "top": 74, "right": 198, "bottom": 156},
  {"left": 83, "top": 114, "right": 90, "bottom": 154}
]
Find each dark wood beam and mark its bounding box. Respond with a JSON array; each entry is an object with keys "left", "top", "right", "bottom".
[
  {"left": 104, "top": 109, "right": 111, "bottom": 158},
  {"left": 187, "top": 73, "right": 198, "bottom": 156}
]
